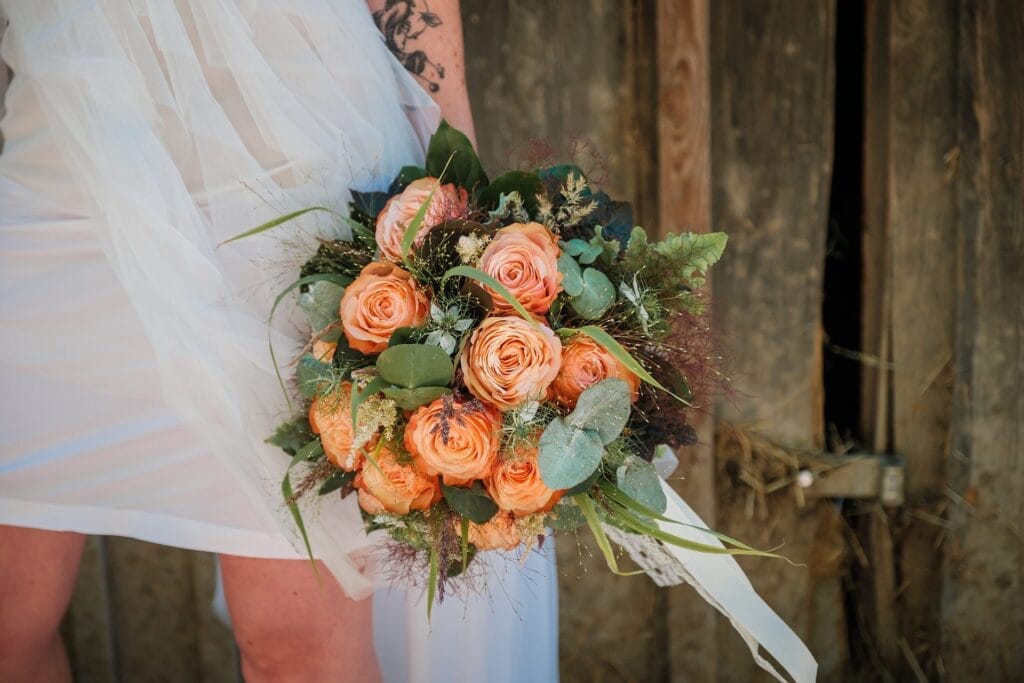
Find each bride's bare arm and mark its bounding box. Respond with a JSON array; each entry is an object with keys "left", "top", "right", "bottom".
[{"left": 366, "top": 0, "right": 477, "bottom": 146}]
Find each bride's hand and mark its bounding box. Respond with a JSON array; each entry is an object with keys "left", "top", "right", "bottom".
[{"left": 366, "top": 0, "right": 478, "bottom": 148}]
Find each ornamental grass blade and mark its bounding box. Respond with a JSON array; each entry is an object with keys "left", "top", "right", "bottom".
[
  {"left": 574, "top": 325, "right": 689, "bottom": 404},
  {"left": 401, "top": 154, "right": 455, "bottom": 261},
  {"left": 282, "top": 440, "right": 324, "bottom": 579},
  {"left": 442, "top": 265, "right": 540, "bottom": 330},
  {"left": 427, "top": 544, "right": 440, "bottom": 621},
  {"left": 574, "top": 494, "right": 644, "bottom": 577},
  {"left": 219, "top": 206, "right": 335, "bottom": 246}
]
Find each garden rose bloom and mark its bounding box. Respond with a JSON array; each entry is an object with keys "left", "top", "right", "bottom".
[
  {"left": 460, "top": 316, "right": 562, "bottom": 410},
  {"left": 485, "top": 442, "right": 562, "bottom": 515},
  {"left": 312, "top": 340, "right": 337, "bottom": 364},
  {"left": 375, "top": 177, "right": 469, "bottom": 262},
  {"left": 479, "top": 222, "right": 562, "bottom": 315},
  {"left": 355, "top": 445, "right": 440, "bottom": 515},
  {"left": 469, "top": 512, "right": 522, "bottom": 551},
  {"left": 551, "top": 335, "right": 641, "bottom": 409},
  {"left": 308, "top": 388, "right": 365, "bottom": 471},
  {"left": 405, "top": 397, "right": 502, "bottom": 486},
  {"left": 340, "top": 261, "right": 429, "bottom": 354}
]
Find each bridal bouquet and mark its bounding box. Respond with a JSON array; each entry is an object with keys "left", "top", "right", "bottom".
[{"left": 236, "top": 122, "right": 771, "bottom": 606}]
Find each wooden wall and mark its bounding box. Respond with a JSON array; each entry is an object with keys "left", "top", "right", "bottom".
[{"left": 2, "top": 1, "right": 1018, "bottom": 680}]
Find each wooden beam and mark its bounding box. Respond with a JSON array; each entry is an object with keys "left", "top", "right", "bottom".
[
  {"left": 654, "top": 1, "right": 718, "bottom": 680},
  {"left": 943, "top": 0, "right": 1024, "bottom": 677}
]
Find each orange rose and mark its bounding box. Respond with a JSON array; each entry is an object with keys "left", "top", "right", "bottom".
[
  {"left": 479, "top": 222, "right": 563, "bottom": 315},
  {"left": 485, "top": 442, "right": 563, "bottom": 515},
  {"left": 308, "top": 386, "right": 366, "bottom": 471},
  {"left": 375, "top": 177, "right": 469, "bottom": 262},
  {"left": 551, "top": 335, "right": 641, "bottom": 409},
  {"left": 340, "top": 261, "right": 429, "bottom": 354},
  {"left": 312, "top": 340, "right": 337, "bottom": 364},
  {"left": 461, "top": 316, "right": 562, "bottom": 410},
  {"left": 355, "top": 445, "right": 441, "bottom": 515},
  {"left": 468, "top": 512, "right": 523, "bottom": 551},
  {"left": 405, "top": 397, "right": 502, "bottom": 486}
]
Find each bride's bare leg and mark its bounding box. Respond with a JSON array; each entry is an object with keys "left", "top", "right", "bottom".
[
  {"left": 0, "top": 526, "right": 84, "bottom": 683},
  {"left": 219, "top": 555, "right": 381, "bottom": 683}
]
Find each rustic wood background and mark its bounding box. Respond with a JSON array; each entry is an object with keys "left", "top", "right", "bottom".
[{"left": 3, "top": 0, "right": 1020, "bottom": 680}]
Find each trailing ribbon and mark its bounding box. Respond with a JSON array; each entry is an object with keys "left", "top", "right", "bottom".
[{"left": 604, "top": 477, "right": 818, "bottom": 683}]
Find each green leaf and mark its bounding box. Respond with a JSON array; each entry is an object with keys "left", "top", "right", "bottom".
[
  {"left": 572, "top": 325, "right": 686, "bottom": 402},
  {"left": 477, "top": 170, "right": 542, "bottom": 213},
  {"left": 318, "top": 470, "right": 355, "bottom": 495},
  {"left": 387, "top": 326, "right": 421, "bottom": 348},
  {"left": 266, "top": 415, "right": 316, "bottom": 456},
  {"left": 575, "top": 493, "right": 644, "bottom": 576},
  {"left": 427, "top": 543, "right": 439, "bottom": 621},
  {"left": 441, "top": 265, "right": 541, "bottom": 330},
  {"left": 281, "top": 440, "right": 325, "bottom": 575},
  {"left": 538, "top": 417, "right": 605, "bottom": 490},
  {"left": 588, "top": 225, "right": 621, "bottom": 265},
  {"left": 443, "top": 482, "right": 499, "bottom": 524},
  {"left": 380, "top": 385, "right": 452, "bottom": 411},
  {"left": 297, "top": 280, "right": 345, "bottom": 333},
  {"left": 296, "top": 355, "right": 335, "bottom": 398},
  {"left": 568, "top": 268, "right": 615, "bottom": 319},
  {"left": 622, "top": 228, "right": 728, "bottom": 291},
  {"left": 426, "top": 120, "right": 488, "bottom": 192},
  {"left": 218, "top": 206, "right": 335, "bottom": 246},
  {"left": 616, "top": 456, "right": 668, "bottom": 514},
  {"left": 557, "top": 253, "right": 584, "bottom": 297},
  {"left": 565, "top": 378, "right": 631, "bottom": 444},
  {"left": 538, "top": 164, "right": 589, "bottom": 189},
  {"left": 564, "top": 467, "right": 603, "bottom": 497},
  {"left": 546, "top": 499, "right": 586, "bottom": 530},
  {"left": 376, "top": 344, "right": 454, "bottom": 389}
]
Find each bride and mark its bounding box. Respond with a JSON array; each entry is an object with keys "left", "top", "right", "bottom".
[{"left": 0, "top": 1, "right": 558, "bottom": 681}]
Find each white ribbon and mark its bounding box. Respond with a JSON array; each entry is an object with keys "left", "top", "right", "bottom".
[{"left": 605, "top": 473, "right": 817, "bottom": 683}]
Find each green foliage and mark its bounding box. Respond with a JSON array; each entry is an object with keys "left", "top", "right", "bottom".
[
  {"left": 442, "top": 482, "right": 499, "bottom": 524},
  {"left": 426, "top": 120, "right": 488, "bottom": 192},
  {"left": 621, "top": 228, "right": 728, "bottom": 292},
  {"left": 557, "top": 253, "right": 584, "bottom": 297},
  {"left": 219, "top": 206, "right": 335, "bottom": 246},
  {"left": 567, "top": 267, "right": 615, "bottom": 319},
  {"left": 380, "top": 386, "right": 452, "bottom": 411},
  {"left": 296, "top": 354, "right": 337, "bottom": 398},
  {"left": 297, "top": 280, "right": 345, "bottom": 333},
  {"left": 478, "top": 171, "right": 542, "bottom": 215},
  {"left": 299, "top": 241, "right": 370, "bottom": 283},
  {"left": 538, "top": 417, "right": 605, "bottom": 490},
  {"left": 376, "top": 344, "right": 454, "bottom": 389},
  {"left": 266, "top": 414, "right": 316, "bottom": 456},
  {"left": 565, "top": 378, "right": 632, "bottom": 445},
  {"left": 388, "top": 165, "right": 428, "bottom": 194},
  {"left": 318, "top": 470, "right": 355, "bottom": 495},
  {"left": 546, "top": 499, "right": 586, "bottom": 530},
  {"left": 616, "top": 456, "right": 667, "bottom": 514}
]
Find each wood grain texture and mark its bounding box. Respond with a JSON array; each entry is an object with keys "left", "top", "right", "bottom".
[
  {"left": 944, "top": 0, "right": 1024, "bottom": 677},
  {"left": 654, "top": 1, "right": 718, "bottom": 681},
  {"left": 461, "top": 3, "right": 662, "bottom": 680},
  {"left": 709, "top": 1, "right": 842, "bottom": 679}
]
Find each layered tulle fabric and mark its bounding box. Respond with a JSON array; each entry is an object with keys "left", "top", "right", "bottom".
[{"left": 0, "top": 0, "right": 439, "bottom": 597}]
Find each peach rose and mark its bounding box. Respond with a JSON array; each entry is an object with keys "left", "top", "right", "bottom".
[
  {"left": 340, "top": 261, "right": 429, "bottom": 354},
  {"left": 308, "top": 386, "right": 366, "bottom": 472},
  {"left": 551, "top": 335, "right": 641, "bottom": 409},
  {"left": 375, "top": 177, "right": 469, "bottom": 262},
  {"left": 460, "top": 316, "right": 562, "bottom": 411},
  {"left": 405, "top": 397, "right": 502, "bottom": 486},
  {"left": 479, "top": 222, "right": 563, "bottom": 315},
  {"left": 469, "top": 512, "right": 523, "bottom": 551},
  {"left": 355, "top": 445, "right": 441, "bottom": 515},
  {"left": 485, "top": 442, "right": 563, "bottom": 515}
]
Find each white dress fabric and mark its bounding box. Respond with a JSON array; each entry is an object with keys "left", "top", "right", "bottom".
[{"left": 0, "top": 2, "right": 558, "bottom": 681}]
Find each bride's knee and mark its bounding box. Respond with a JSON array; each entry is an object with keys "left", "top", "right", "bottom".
[
  {"left": 219, "top": 555, "right": 380, "bottom": 682},
  {"left": 0, "top": 527, "right": 83, "bottom": 679}
]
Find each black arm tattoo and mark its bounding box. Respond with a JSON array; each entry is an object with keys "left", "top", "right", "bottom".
[{"left": 374, "top": 0, "right": 446, "bottom": 92}]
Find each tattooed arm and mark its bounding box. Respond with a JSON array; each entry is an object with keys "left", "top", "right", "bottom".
[{"left": 367, "top": 0, "right": 477, "bottom": 147}]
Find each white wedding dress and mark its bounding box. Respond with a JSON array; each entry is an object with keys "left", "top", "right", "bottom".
[{"left": 0, "top": 2, "right": 558, "bottom": 681}]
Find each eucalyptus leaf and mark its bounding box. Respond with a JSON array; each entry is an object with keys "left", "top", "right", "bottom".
[
  {"left": 380, "top": 385, "right": 452, "bottom": 411},
  {"left": 564, "top": 466, "right": 603, "bottom": 496},
  {"left": 538, "top": 417, "right": 605, "bottom": 490},
  {"left": 565, "top": 378, "right": 632, "bottom": 445},
  {"left": 442, "top": 482, "right": 499, "bottom": 524},
  {"left": 297, "top": 280, "right": 345, "bottom": 332},
  {"left": 568, "top": 267, "right": 615, "bottom": 319},
  {"left": 558, "top": 253, "right": 584, "bottom": 297},
  {"left": 387, "top": 326, "right": 421, "bottom": 348},
  {"left": 376, "top": 344, "right": 454, "bottom": 389},
  {"left": 616, "top": 456, "right": 668, "bottom": 514}
]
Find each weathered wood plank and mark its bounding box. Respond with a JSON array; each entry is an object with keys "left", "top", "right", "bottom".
[
  {"left": 709, "top": 1, "right": 842, "bottom": 679},
  {"left": 461, "top": 3, "right": 661, "bottom": 681},
  {"left": 887, "top": 2, "right": 960, "bottom": 676},
  {"left": 654, "top": 1, "right": 718, "bottom": 681},
  {"left": 944, "top": 0, "right": 1024, "bottom": 678}
]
